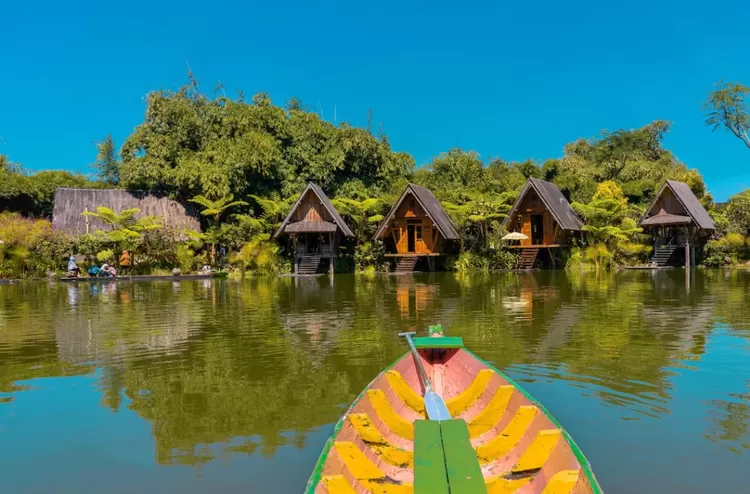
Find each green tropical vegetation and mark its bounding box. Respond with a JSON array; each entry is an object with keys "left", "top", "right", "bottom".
[{"left": 1, "top": 75, "right": 750, "bottom": 277}]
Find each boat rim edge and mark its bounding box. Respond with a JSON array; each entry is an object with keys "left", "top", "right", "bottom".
[
  {"left": 303, "top": 352, "right": 410, "bottom": 493},
  {"left": 463, "top": 348, "right": 604, "bottom": 494}
]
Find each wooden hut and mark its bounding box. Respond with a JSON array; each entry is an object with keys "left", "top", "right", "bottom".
[
  {"left": 373, "top": 183, "right": 459, "bottom": 272},
  {"left": 52, "top": 188, "right": 200, "bottom": 234},
  {"left": 502, "top": 178, "right": 583, "bottom": 268},
  {"left": 274, "top": 183, "right": 354, "bottom": 275},
  {"left": 638, "top": 180, "right": 715, "bottom": 267}
]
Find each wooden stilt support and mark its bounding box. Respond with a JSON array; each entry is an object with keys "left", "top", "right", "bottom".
[{"left": 329, "top": 233, "right": 334, "bottom": 275}]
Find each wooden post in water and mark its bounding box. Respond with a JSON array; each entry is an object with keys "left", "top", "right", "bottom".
[
  {"left": 684, "top": 226, "right": 690, "bottom": 269},
  {"left": 329, "top": 232, "right": 334, "bottom": 275},
  {"left": 292, "top": 234, "right": 298, "bottom": 274}
]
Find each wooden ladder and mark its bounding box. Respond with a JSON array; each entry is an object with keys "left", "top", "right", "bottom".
[
  {"left": 298, "top": 255, "right": 322, "bottom": 275},
  {"left": 517, "top": 248, "right": 539, "bottom": 269},
  {"left": 395, "top": 256, "right": 419, "bottom": 273}
]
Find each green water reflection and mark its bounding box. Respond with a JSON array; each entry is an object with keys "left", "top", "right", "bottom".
[{"left": 0, "top": 270, "right": 748, "bottom": 493}]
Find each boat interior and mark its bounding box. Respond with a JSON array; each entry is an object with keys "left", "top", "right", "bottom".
[{"left": 310, "top": 337, "right": 596, "bottom": 493}]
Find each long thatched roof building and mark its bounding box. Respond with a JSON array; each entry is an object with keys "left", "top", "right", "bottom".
[{"left": 52, "top": 188, "right": 201, "bottom": 234}]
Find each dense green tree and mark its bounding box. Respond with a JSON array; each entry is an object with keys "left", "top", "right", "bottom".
[
  {"left": 119, "top": 77, "right": 414, "bottom": 201},
  {"left": 330, "top": 197, "right": 384, "bottom": 244},
  {"left": 724, "top": 190, "right": 750, "bottom": 235},
  {"left": 0, "top": 154, "right": 94, "bottom": 217},
  {"left": 554, "top": 121, "right": 704, "bottom": 206},
  {"left": 92, "top": 135, "right": 120, "bottom": 185}
]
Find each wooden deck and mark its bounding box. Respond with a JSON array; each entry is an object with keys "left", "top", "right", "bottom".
[{"left": 384, "top": 253, "right": 444, "bottom": 257}]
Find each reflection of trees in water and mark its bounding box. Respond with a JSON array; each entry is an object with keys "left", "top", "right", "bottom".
[
  {"left": 1, "top": 271, "right": 750, "bottom": 466},
  {"left": 550, "top": 272, "right": 716, "bottom": 418},
  {"left": 0, "top": 283, "right": 93, "bottom": 393},
  {"left": 703, "top": 382, "right": 750, "bottom": 453}
]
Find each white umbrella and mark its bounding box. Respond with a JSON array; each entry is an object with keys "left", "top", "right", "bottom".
[{"left": 502, "top": 231, "right": 528, "bottom": 241}]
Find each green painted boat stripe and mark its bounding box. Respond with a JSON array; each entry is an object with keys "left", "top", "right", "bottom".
[
  {"left": 463, "top": 349, "right": 603, "bottom": 494},
  {"left": 414, "top": 420, "right": 450, "bottom": 494},
  {"left": 413, "top": 336, "right": 464, "bottom": 349},
  {"left": 440, "top": 419, "right": 487, "bottom": 494}
]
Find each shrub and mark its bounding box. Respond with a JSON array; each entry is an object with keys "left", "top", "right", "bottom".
[
  {"left": 702, "top": 234, "right": 749, "bottom": 266},
  {"left": 29, "top": 230, "right": 74, "bottom": 275},
  {"left": 176, "top": 244, "right": 196, "bottom": 273},
  {"left": 231, "top": 234, "right": 285, "bottom": 275},
  {"left": 0, "top": 212, "right": 56, "bottom": 277},
  {"left": 97, "top": 249, "right": 115, "bottom": 263},
  {"left": 354, "top": 241, "right": 385, "bottom": 272},
  {"left": 75, "top": 234, "right": 105, "bottom": 263}
]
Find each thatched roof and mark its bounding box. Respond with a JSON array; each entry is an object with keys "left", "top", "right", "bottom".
[
  {"left": 639, "top": 180, "right": 715, "bottom": 230},
  {"left": 274, "top": 183, "right": 354, "bottom": 239},
  {"left": 285, "top": 220, "right": 338, "bottom": 233},
  {"left": 503, "top": 178, "right": 583, "bottom": 231},
  {"left": 640, "top": 213, "right": 692, "bottom": 227},
  {"left": 52, "top": 188, "right": 201, "bottom": 234},
  {"left": 374, "top": 183, "right": 459, "bottom": 240}
]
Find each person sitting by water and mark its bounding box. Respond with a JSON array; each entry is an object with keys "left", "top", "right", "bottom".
[
  {"left": 67, "top": 256, "right": 80, "bottom": 277},
  {"left": 119, "top": 250, "right": 131, "bottom": 274},
  {"left": 100, "top": 263, "right": 117, "bottom": 277},
  {"left": 87, "top": 265, "right": 101, "bottom": 277},
  {"left": 200, "top": 264, "right": 211, "bottom": 275}
]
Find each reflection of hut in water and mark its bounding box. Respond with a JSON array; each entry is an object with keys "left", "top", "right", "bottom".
[
  {"left": 534, "top": 305, "right": 581, "bottom": 358},
  {"left": 395, "top": 276, "right": 438, "bottom": 319},
  {"left": 641, "top": 302, "right": 714, "bottom": 360},
  {"left": 276, "top": 278, "right": 354, "bottom": 361},
  {"left": 502, "top": 274, "right": 539, "bottom": 320}
]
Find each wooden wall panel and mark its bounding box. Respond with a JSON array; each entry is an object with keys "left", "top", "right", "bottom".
[
  {"left": 651, "top": 188, "right": 687, "bottom": 216},
  {"left": 385, "top": 193, "right": 442, "bottom": 254},
  {"left": 291, "top": 190, "right": 333, "bottom": 222}
]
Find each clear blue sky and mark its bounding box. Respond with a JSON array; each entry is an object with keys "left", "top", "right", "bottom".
[{"left": 2, "top": 0, "right": 749, "bottom": 200}]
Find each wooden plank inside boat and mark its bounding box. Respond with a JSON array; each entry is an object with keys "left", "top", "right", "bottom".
[
  {"left": 414, "top": 420, "right": 449, "bottom": 494},
  {"left": 440, "top": 419, "right": 486, "bottom": 493}
]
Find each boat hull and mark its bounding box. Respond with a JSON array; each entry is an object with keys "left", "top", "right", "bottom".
[{"left": 306, "top": 340, "right": 601, "bottom": 493}]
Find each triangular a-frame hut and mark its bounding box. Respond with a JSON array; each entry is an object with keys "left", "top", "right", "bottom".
[
  {"left": 638, "top": 180, "right": 715, "bottom": 267},
  {"left": 274, "top": 182, "right": 353, "bottom": 274},
  {"left": 501, "top": 178, "right": 583, "bottom": 268},
  {"left": 502, "top": 178, "right": 582, "bottom": 246},
  {"left": 373, "top": 183, "right": 458, "bottom": 271}
]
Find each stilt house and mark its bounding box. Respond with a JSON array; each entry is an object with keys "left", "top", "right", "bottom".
[
  {"left": 274, "top": 183, "right": 354, "bottom": 275},
  {"left": 502, "top": 178, "right": 583, "bottom": 268},
  {"left": 638, "top": 180, "right": 715, "bottom": 267},
  {"left": 373, "top": 183, "right": 459, "bottom": 272}
]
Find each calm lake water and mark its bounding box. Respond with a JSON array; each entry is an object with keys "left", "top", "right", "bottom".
[{"left": 1, "top": 270, "right": 749, "bottom": 493}]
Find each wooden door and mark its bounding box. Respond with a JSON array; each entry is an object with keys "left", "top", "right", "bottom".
[
  {"left": 407, "top": 225, "right": 416, "bottom": 252},
  {"left": 521, "top": 215, "right": 532, "bottom": 246},
  {"left": 531, "top": 215, "right": 544, "bottom": 245}
]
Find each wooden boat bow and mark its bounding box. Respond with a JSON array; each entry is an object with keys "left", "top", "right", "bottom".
[{"left": 306, "top": 334, "right": 602, "bottom": 493}]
